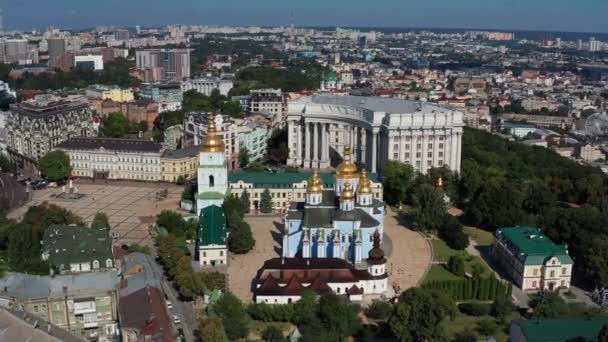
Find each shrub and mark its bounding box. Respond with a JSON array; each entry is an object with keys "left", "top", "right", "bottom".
[
  {"left": 459, "top": 301, "right": 491, "bottom": 316},
  {"left": 365, "top": 301, "right": 393, "bottom": 320},
  {"left": 448, "top": 255, "right": 466, "bottom": 277}
]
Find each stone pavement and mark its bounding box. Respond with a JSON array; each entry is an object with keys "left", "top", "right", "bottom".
[
  {"left": 384, "top": 207, "right": 432, "bottom": 294},
  {"left": 227, "top": 215, "right": 282, "bottom": 303},
  {"left": 8, "top": 181, "right": 182, "bottom": 247}
]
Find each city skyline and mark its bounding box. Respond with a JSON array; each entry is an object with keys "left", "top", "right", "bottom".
[{"left": 2, "top": 0, "right": 608, "bottom": 34}]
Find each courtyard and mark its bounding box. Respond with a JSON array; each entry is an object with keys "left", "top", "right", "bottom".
[
  {"left": 227, "top": 207, "right": 432, "bottom": 303},
  {"left": 7, "top": 180, "right": 183, "bottom": 247}
]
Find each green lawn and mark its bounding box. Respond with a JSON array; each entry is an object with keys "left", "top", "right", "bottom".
[
  {"left": 441, "top": 312, "right": 519, "bottom": 341},
  {"left": 432, "top": 239, "right": 463, "bottom": 262},
  {"left": 426, "top": 239, "right": 493, "bottom": 283},
  {"left": 464, "top": 226, "right": 495, "bottom": 246},
  {"left": 423, "top": 265, "right": 462, "bottom": 283}
]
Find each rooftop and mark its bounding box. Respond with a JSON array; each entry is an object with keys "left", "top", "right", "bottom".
[
  {"left": 56, "top": 137, "right": 163, "bottom": 153},
  {"left": 42, "top": 225, "right": 113, "bottom": 269},
  {"left": 496, "top": 226, "right": 573, "bottom": 265},
  {"left": 161, "top": 146, "right": 199, "bottom": 159},
  {"left": 293, "top": 94, "right": 454, "bottom": 115},
  {"left": 198, "top": 205, "right": 227, "bottom": 247},
  {"left": 228, "top": 171, "right": 379, "bottom": 188},
  {"left": 512, "top": 317, "right": 608, "bottom": 342}
]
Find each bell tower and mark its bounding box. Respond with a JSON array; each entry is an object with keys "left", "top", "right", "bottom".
[{"left": 196, "top": 114, "right": 228, "bottom": 213}]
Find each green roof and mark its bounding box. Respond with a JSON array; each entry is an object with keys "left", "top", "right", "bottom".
[
  {"left": 227, "top": 171, "right": 379, "bottom": 189},
  {"left": 197, "top": 191, "right": 226, "bottom": 200},
  {"left": 514, "top": 317, "right": 608, "bottom": 342},
  {"left": 198, "top": 205, "right": 226, "bottom": 247},
  {"left": 42, "top": 225, "right": 113, "bottom": 270},
  {"left": 496, "top": 226, "right": 573, "bottom": 265}
]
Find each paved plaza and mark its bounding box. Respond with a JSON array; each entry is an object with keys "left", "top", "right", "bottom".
[
  {"left": 227, "top": 208, "right": 432, "bottom": 303},
  {"left": 8, "top": 180, "right": 183, "bottom": 247}
]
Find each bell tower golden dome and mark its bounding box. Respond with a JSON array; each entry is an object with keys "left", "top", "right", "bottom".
[
  {"left": 358, "top": 169, "right": 372, "bottom": 194},
  {"left": 201, "top": 114, "right": 225, "bottom": 153},
  {"left": 336, "top": 146, "right": 359, "bottom": 179},
  {"left": 307, "top": 169, "right": 323, "bottom": 193}
]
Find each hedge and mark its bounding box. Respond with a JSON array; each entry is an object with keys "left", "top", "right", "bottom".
[{"left": 422, "top": 277, "right": 512, "bottom": 301}]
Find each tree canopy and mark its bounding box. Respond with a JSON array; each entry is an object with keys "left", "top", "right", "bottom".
[
  {"left": 39, "top": 150, "right": 72, "bottom": 181},
  {"left": 382, "top": 160, "right": 415, "bottom": 206}
]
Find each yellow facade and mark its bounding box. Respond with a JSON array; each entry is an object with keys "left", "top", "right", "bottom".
[
  {"left": 161, "top": 156, "right": 198, "bottom": 182},
  {"left": 102, "top": 88, "right": 135, "bottom": 102}
]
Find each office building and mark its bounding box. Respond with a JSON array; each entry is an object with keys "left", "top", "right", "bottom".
[
  {"left": 493, "top": 226, "right": 573, "bottom": 291},
  {"left": 138, "top": 82, "right": 183, "bottom": 113},
  {"left": 286, "top": 95, "right": 464, "bottom": 174},
  {"left": 248, "top": 88, "right": 287, "bottom": 115},
  {"left": 6, "top": 95, "right": 93, "bottom": 161},
  {"left": 181, "top": 76, "right": 233, "bottom": 96},
  {"left": 0, "top": 271, "right": 120, "bottom": 341},
  {"left": 47, "top": 37, "right": 66, "bottom": 68},
  {"left": 0, "top": 39, "right": 39, "bottom": 64},
  {"left": 160, "top": 146, "right": 199, "bottom": 182},
  {"left": 589, "top": 37, "right": 601, "bottom": 52},
  {"left": 74, "top": 55, "right": 104, "bottom": 71},
  {"left": 135, "top": 49, "right": 191, "bottom": 81},
  {"left": 56, "top": 137, "right": 163, "bottom": 181},
  {"left": 237, "top": 120, "right": 270, "bottom": 162}
]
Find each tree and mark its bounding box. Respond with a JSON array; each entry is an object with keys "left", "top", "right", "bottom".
[
  {"left": 448, "top": 255, "right": 466, "bottom": 277},
  {"left": 411, "top": 183, "right": 447, "bottom": 231},
  {"left": 199, "top": 271, "right": 227, "bottom": 291},
  {"left": 176, "top": 175, "right": 186, "bottom": 185},
  {"left": 199, "top": 317, "right": 229, "bottom": 342},
  {"left": 529, "top": 291, "right": 569, "bottom": 318},
  {"left": 293, "top": 290, "right": 317, "bottom": 325},
  {"left": 238, "top": 146, "right": 250, "bottom": 168},
  {"left": 365, "top": 300, "right": 393, "bottom": 320},
  {"left": 266, "top": 128, "right": 289, "bottom": 164},
  {"left": 156, "top": 210, "right": 190, "bottom": 237},
  {"left": 491, "top": 295, "right": 514, "bottom": 320},
  {"left": 240, "top": 190, "right": 251, "bottom": 214},
  {"left": 382, "top": 161, "right": 415, "bottom": 206},
  {"left": 91, "top": 212, "right": 110, "bottom": 230},
  {"left": 228, "top": 221, "right": 255, "bottom": 254},
  {"left": 248, "top": 160, "right": 265, "bottom": 172},
  {"left": 315, "top": 293, "right": 362, "bottom": 340},
  {"left": 39, "top": 150, "right": 72, "bottom": 181},
  {"left": 0, "top": 154, "right": 15, "bottom": 173},
  {"left": 476, "top": 319, "right": 499, "bottom": 337},
  {"left": 439, "top": 216, "right": 469, "bottom": 250},
  {"left": 214, "top": 292, "right": 250, "bottom": 340},
  {"left": 260, "top": 188, "right": 273, "bottom": 213},
  {"left": 262, "top": 326, "right": 285, "bottom": 342},
  {"left": 388, "top": 288, "right": 455, "bottom": 341},
  {"left": 599, "top": 324, "right": 608, "bottom": 342},
  {"left": 100, "top": 112, "right": 130, "bottom": 137},
  {"left": 138, "top": 120, "right": 149, "bottom": 133}
]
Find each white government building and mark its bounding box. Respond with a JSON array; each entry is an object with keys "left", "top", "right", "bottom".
[{"left": 287, "top": 95, "right": 464, "bottom": 174}]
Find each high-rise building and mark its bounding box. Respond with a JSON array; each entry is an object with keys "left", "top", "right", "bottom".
[
  {"left": 47, "top": 37, "right": 66, "bottom": 68},
  {"left": 0, "top": 8, "right": 4, "bottom": 32},
  {"left": 0, "top": 39, "right": 38, "bottom": 64},
  {"left": 589, "top": 37, "right": 601, "bottom": 52},
  {"left": 135, "top": 49, "right": 191, "bottom": 81},
  {"left": 577, "top": 39, "right": 583, "bottom": 50},
  {"left": 556, "top": 37, "right": 561, "bottom": 48}
]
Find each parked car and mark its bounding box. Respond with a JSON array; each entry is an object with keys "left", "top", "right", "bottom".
[
  {"left": 173, "top": 315, "right": 181, "bottom": 324},
  {"left": 166, "top": 301, "right": 173, "bottom": 309}
]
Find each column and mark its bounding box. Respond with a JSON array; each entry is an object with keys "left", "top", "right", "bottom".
[
  {"left": 313, "top": 122, "right": 319, "bottom": 167},
  {"left": 297, "top": 123, "right": 303, "bottom": 165},
  {"left": 360, "top": 129, "right": 367, "bottom": 167},
  {"left": 450, "top": 131, "right": 458, "bottom": 172},
  {"left": 304, "top": 122, "right": 311, "bottom": 166},
  {"left": 456, "top": 131, "right": 462, "bottom": 172},
  {"left": 432, "top": 130, "right": 439, "bottom": 167},
  {"left": 321, "top": 123, "right": 330, "bottom": 168},
  {"left": 421, "top": 131, "right": 427, "bottom": 174},
  {"left": 371, "top": 131, "right": 378, "bottom": 173}
]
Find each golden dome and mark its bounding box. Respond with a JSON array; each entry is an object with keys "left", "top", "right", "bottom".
[
  {"left": 308, "top": 169, "right": 323, "bottom": 193},
  {"left": 340, "top": 182, "right": 355, "bottom": 201},
  {"left": 436, "top": 177, "right": 443, "bottom": 188},
  {"left": 336, "top": 146, "right": 359, "bottom": 179},
  {"left": 201, "top": 114, "right": 225, "bottom": 152},
  {"left": 358, "top": 169, "right": 372, "bottom": 194}
]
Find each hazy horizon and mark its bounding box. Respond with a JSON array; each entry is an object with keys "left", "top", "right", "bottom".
[{"left": 2, "top": 0, "right": 608, "bottom": 34}]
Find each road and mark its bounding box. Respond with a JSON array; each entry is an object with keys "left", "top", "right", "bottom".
[{"left": 144, "top": 255, "right": 197, "bottom": 342}]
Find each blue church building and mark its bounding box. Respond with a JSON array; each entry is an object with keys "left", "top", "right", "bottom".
[{"left": 282, "top": 147, "right": 385, "bottom": 266}]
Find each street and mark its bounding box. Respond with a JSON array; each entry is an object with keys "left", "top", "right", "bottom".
[{"left": 144, "top": 254, "right": 198, "bottom": 342}]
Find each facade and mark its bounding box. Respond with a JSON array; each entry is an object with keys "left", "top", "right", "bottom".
[
  {"left": 501, "top": 113, "right": 574, "bottom": 130},
  {"left": 138, "top": 82, "right": 183, "bottom": 113},
  {"left": 320, "top": 72, "right": 343, "bottom": 91},
  {"left": 0, "top": 271, "right": 120, "bottom": 341},
  {"left": 74, "top": 55, "right": 104, "bottom": 71},
  {"left": 282, "top": 154, "right": 385, "bottom": 266},
  {"left": 160, "top": 146, "right": 198, "bottom": 182},
  {"left": 578, "top": 144, "right": 604, "bottom": 162},
  {"left": 493, "top": 226, "right": 573, "bottom": 291},
  {"left": 195, "top": 115, "right": 228, "bottom": 266},
  {"left": 41, "top": 225, "right": 114, "bottom": 275},
  {"left": 181, "top": 76, "right": 233, "bottom": 96},
  {"left": 135, "top": 49, "right": 191, "bottom": 81},
  {"left": 56, "top": 137, "right": 163, "bottom": 181},
  {"left": 237, "top": 121, "right": 269, "bottom": 162},
  {"left": 454, "top": 77, "right": 487, "bottom": 95},
  {"left": 287, "top": 94, "right": 463, "bottom": 174},
  {"left": 0, "top": 38, "right": 39, "bottom": 64},
  {"left": 248, "top": 89, "right": 287, "bottom": 116},
  {"left": 502, "top": 122, "right": 537, "bottom": 138},
  {"left": 183, "top": 112, "right": 239, "bottom": 170},
  {"left": 86, "top": 85, "right": 135, "bottom": 102},
  {"left": 47, "top": 37, "right": 66, "bottom": 68},
  {"left": 228, "top": 169, "right": 383, "bottom": 213},
  {"left": 254, "top": 231, "right": 388, "bottom": 304},
  {"left": 6, "top": 95, "right": 93, "bottom": 161}
]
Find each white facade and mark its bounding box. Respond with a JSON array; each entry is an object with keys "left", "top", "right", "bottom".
[
  {"left": 287, "top": 95, "right": 464, "bottom": 174},
  {"left": 74, "top": 55, "right": 104, "bottom": 70},
  {"left": 199, "top": 247, "right": 227, "bottom": 267},
  {"left": 181, "top": 77, "right": 233, "bottom": 96},
  {"left": 237, "top": 122, "right": 269, "bottom": 162}
]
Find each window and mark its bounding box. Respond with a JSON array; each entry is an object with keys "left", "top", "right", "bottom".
[
  {"left": 427, "top": 152, "right": 432, "bottom": 158},
  {"left": 34, "top": 305, "right": 38, "bottom": 313},
  {"left": 428, "top": 143, "right": 432, "bottom": 149},
  {"left": 405, "top": 153, "right": 410, "bottom": 159},
  {"left": 562, "top": 267, "right": 567, "bottom": 275},
  {"left": 416, "top": 144, "right": 421, "bottom": 150},
  {"left": 209, "top": 175, "right": 215, "bottom": 187},
  {"left": 550, "top": 270, "right": 555, "bottom": 278},
  {"left": 393, "top": 153, "right": 398, "bottom": 159},
  {"left": 220, "top": 251, "right": 224, "bottom": 256},
  {"left": 393, "top": 144, "right": 399, "bottom": 151},
  {"left": 203, "top": 252, "right": 207, "bottom": 257},
  {"left": 405, "top": 144, "right": 410, "bottom": 150},
  {"left": 533, "top": 268, "right": 538, "bottom": 276},
  {"left": 439, "top": 143, "right": 444, "bottom": 149},
  {"left": 561, "top": 280, "right": 565, "bottom": 287},
  {"left": 93, "top": 260, "right": 99, "bottom": 269},
  {"left": 532, "top": 281, "right": 537, "bottom": 287},
  {"left": 106, "top": 259, "right": 112, "bottom": 268},
  {"left": 416, "top": 152, "right": 421, "bottom": 158}
]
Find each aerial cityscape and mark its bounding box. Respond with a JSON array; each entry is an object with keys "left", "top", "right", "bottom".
[{"left": 0, "top": 1, "right": 608, "bottom": 342}]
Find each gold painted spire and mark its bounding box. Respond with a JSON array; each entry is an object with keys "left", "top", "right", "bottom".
[
  {"left": 201, "top": 114, "right": 225, "bottom": 152},
  {"left": 340, "top": 181, "right": 355, "bottom": 201},
  {"left": 307, "top": 168, "right": 323, "bottom": 193},
  {"left": 436, "top": 177, "right": 443, "bottom": 188},
  {"left": 358, "top": 169, "right": 372, "bottom": 194},
  {"left": 336, "top": 146, "right": 359, "bottom": 179}
]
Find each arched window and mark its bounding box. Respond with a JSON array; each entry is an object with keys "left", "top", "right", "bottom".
[
  {"left": 92, "top": 260, "right": 99, "bottom": 269},
  {"left": 209, "top": 175, "right": 215, "bottom": 187},
  {"left": 105, "top": 259, "right": 112, "bottom": 268}
]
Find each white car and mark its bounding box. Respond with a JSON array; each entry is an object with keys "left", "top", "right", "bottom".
[
  {"left": 173, "top": 315, "right": 181, "bottom": 324},
  {"left": 166, "top": 301, "right": 173, "bottom": 309}
]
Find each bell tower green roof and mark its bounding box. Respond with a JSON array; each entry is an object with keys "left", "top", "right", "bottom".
[{"left": 198, "top": 205, "right": 227, "bottom": 247}]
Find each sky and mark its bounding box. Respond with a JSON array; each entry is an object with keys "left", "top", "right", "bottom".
[{"left": 1, "top": 0, "right": 607, "bottom": 33}]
